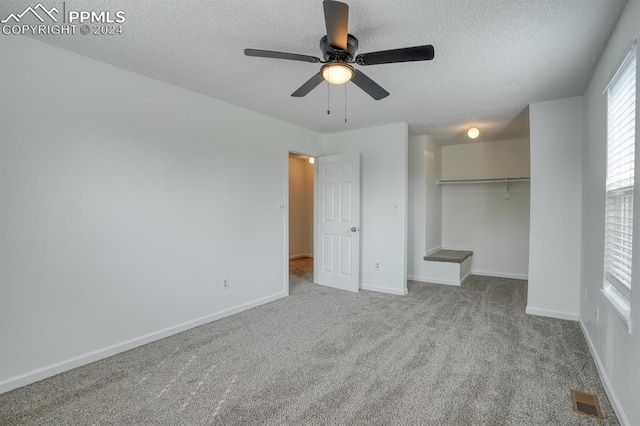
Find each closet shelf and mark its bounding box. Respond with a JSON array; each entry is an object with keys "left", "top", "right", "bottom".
[{"left": 436, "top": 177, "right": 530, "bottom": 185}]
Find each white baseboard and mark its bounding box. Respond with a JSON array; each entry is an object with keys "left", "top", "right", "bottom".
[
  {"left": 578, "top": 319, "right": 630, "bottom": 426},
  {"left": 289, "top": 254, "right": 313, "bottom": 260},
  {"left": 360, "top": 283, "right": 408, "bottom": 295},
  {"left": 424, "top": 246, "right": 443, "bottom": 257},
  {"left": 472, "top": 269, "right": 528, "bottom": 280},
  {"left": 409, "top": 270, "right": 524, "bottom": 287},
  {"left": 0, "top": 292, "right": 288, "bottom": 395},
  {"left": 407, "top": 275, "right": 461, "bottom": 286},
  {"left": 525, "top": 306, "right": 579, "bottom": 322}
]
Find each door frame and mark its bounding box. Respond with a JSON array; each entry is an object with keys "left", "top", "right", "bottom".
[{"left": 284, "top": 150, "right": 317, "bottom": 295}]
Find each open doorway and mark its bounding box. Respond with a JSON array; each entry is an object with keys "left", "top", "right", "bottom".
[{"left": 288, "top": 153, "right": 315, "bottom": 293}]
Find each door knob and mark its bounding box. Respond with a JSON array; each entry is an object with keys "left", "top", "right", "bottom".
[{"left": 351, "top": 227, "right": 358, "bottom": 232}]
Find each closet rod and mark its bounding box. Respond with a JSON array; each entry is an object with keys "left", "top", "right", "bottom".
[{"left": 437, "top": 177, "right": 530, "bottom": 185}]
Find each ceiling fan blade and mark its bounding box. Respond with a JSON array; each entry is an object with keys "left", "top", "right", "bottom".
[
  {"left": 323, "top": 0, "right": 349, "bottom": 50},
  {"left": 351, "top": 70, "right": 389, "bottom": 100},
  {"left": 356, "top": 45, "right": 435, "bottom": 66},
  {"left": 244, "top": 49, "right": 321, "bottom": 63},
  {"left": 291, "top": 73, "right": 325, "bottom": 97}
]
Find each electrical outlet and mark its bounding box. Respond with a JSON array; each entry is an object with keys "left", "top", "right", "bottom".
[
  {"left": 595, "top": 306, "right": 599, "bottom": 323},
  {"left": 222, "top": 277, "right": 229, "bottom": 290},
  {"left": 375, "top": 261, "right": 380, "bottom": 270}
]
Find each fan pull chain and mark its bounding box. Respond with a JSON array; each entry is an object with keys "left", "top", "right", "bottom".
[
  {"left": 327, "top": 83, "right": 330, "bottom": 115},
  {"left": 344, "top": 84, "right": 348, "bottom": 123}
]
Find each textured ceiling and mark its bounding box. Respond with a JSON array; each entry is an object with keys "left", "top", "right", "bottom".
[{"left": 1, "top": 0, "right": 627, "bottom": 144}]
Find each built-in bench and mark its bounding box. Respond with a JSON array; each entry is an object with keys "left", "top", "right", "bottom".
[
  {"left": 424, "top": 249, "right": 473, "bottom": 264},
  {"left": 412, "top": 249, "right": 473, "bottom": 286}
]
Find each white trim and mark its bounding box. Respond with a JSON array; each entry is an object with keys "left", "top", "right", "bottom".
[
  {"left": 284, "top": 149, "right": 291, "bottom": 296},
  {"left": 472, "top": 270, "right": 528, "bottom": 280},
  {"left": 578, "top": 319, "right": 631, "bottom": 426},
  {"left": 602, "top": 38, "right": 637, "bottom": 94},
  {"left": 525, "top": 306, "right": 579, "bottom": 322},
  {"left": 360, "top": 283, "right": 408, "bottom": 295},
  {"left": 424, "top": 246, "right": 442, "bottom": 257},
  {"left": 600, "top": 287, "right": 632, "bottom": 334},
  {"left": 409, "top": 270, "right": 525, "bottom": 287},
  {"left": 289, "top": 253, "right": 314, "bottom": 260},
  {"left": 407, "top": 275, "right": 461, "bottom": 286},
  {"left": 0, "top": 292, "right": 288, "bottom": 394}
]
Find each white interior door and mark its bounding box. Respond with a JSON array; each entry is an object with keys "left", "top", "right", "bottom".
[{"left": 315, "top": 153, "right": 361, "bottom": 292}]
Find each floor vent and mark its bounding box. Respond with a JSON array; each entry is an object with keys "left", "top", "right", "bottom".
[{"left": 571, "top": 390, "right": 603, "bottom": 419}]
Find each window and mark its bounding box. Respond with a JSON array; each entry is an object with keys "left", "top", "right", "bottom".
[{"left": 604, "top": 45, "right": 636, "bottom": 315}]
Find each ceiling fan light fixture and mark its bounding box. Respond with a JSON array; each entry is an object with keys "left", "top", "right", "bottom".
[
  {"left": 467, "top": 127, "right": 480, "bottom": 139},
  {"left": 244, "top": 1, "right": 434, "bottom": 100},
  {"left": 321, "top": 63, "right": 355, "bottom": 85}
]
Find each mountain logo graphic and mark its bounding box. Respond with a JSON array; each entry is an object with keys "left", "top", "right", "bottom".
[{"left": 2, "top": 3, "right": 59, "bottom": 24}]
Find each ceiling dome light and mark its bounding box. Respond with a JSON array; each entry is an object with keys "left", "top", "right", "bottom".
[
  {"left": 467, "top": 127, "right": 480, "bottom": 139},
  {"left": 321, "top": 63, "right": 355, "bottom": 85},
  {"left": 308, "top": 157, "right": 315, "bottom": 164}
]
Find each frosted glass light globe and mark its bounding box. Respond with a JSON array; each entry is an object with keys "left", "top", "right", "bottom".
[
  {"left": 467, "top": 127, "right": 480, "bottom": 139},
  {"left": 321, "top": 63, "right": 355, "bottom": 85}
]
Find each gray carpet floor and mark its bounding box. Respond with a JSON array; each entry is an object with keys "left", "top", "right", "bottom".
[{"left": 0, "top": 258, "right": 618, "bottom": 425}]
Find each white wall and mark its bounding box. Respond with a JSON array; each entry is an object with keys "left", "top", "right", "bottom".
[
  {"left": 441, "top": 138, "right": 530, "bottom": 279},
  {"left": 442, "top": 138, "right": 530, "bottom": 179},
  {"left": 322, "top": 123, "right": 409, "bottom": 295},
  {"left": 0, "top": 36, "right": 322, "bottom": 392},
  {"left": 442, "top": 183, "right": 530, "bottom": 279},
  {"left": 408, "top": 135, "right": 442, "bottom": 279},
  {"left": 288, "top": 157, "right": 313, "bottom": 258},
  {"left": 580, "top": 0, "right": 639, "bottom": 424},
  {"left": 528, "top": 97, "right": 583, "bottom": 320}
]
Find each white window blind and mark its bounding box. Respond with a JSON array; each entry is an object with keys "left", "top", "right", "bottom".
[{"left": 604, "top": 49, "right": 636, "bottom": 301}]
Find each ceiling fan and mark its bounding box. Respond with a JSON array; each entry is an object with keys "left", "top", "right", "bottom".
[{"left": 244, "top": 0, "right": 435, "bottom": 101}]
